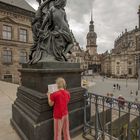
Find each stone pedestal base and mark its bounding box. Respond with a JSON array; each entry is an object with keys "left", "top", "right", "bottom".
[{"left": 11, "top": 62, "right": 89, "bottom": 140}]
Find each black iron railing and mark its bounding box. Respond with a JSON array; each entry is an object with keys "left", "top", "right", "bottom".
[{"left": 83, "top": 92, "right": 140, "bottom": 140}]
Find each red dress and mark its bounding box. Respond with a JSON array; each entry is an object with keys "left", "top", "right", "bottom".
[{"left": 50, "top": 89, "right": 70, "bottom": 119}]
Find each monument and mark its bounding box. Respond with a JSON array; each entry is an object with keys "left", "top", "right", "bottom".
[{"left": 11, "top": 0, "right": 90, "bottom": 139}]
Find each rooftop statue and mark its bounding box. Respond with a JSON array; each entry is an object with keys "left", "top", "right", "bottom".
[{"left": 29, "top": 0, "right": 74, "bottom": 64}]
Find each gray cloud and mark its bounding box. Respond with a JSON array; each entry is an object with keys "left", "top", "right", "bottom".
[{"left": 26, "top": 0, "right": 140, "bottom": 53}]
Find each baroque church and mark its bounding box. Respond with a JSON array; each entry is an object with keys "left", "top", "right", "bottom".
[
  {"left": 68, "top": 13, "right": 101, "bottom": 74},
  {"left": 101, "top": 6, "right": 140, "bottom": 78}
]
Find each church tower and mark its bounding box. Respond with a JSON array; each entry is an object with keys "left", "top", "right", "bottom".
[
  {"left": 138, "top": 5, "right": 140, "bottom": 28},
  {"left": 86, "top": 12, "right": 97, "bottom": 55}
]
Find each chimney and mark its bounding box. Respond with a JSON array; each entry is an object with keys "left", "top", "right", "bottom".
[{"left": 138, "top": 5, "right": 140, "bottom": 29}]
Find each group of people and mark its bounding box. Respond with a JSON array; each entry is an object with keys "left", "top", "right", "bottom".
[
  {"left": 130, "top": 90, "right": 139, "bottom": 103},
  {"left": 106, "top": 93, "right": 125, "bottom": 109},
  {"left": 130, "top": 90, "right": 138, "bottom": 96},
  {"left": 113, "top": 83, "right": 121, "bottom": 91}
]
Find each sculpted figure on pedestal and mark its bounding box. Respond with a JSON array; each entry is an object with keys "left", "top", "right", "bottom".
[{"left": 29, "top": 0, "right": 74, "bottom": 64}]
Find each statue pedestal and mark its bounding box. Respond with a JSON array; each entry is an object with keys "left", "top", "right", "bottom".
[{"left": 11, "top": 62, "right": 89, "bottom": 140}]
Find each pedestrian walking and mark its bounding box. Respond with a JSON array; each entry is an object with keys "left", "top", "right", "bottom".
[
  {"left": 102, "top": 76, "right": 104, "bottom": 82},
  {"left": 116, "top": 84, "right": 119, "bottom": 90},
  {"left": 135, "top": 96, "right": 138, "bottom": 103},
  {"left": 130, "top": 90, "right": 133, "bottom": 96},
  {"left": 47, "top": 77, "right": 71, "bottom": 140},
  {"left": 118, "top": 85, "right": 121, "bottom": 90},
  {"left": 113, "top": 84, "right": 116, "bottom": 91},
  {"left": 106, "top": 93, "right": 111, "bottom": 107},
  {"left": 110, "top": 93, "right": 115, "bottom": 107},
  {"left": 136, "top": 91, "right": 138, "bottom": 96},
  {"left": 132, "top": 104, "right": 138, "bottom": 112},
  {"left": 106, "top": 93, "right": 114, "bottom": 107},
  {"left": 118, "top": 95, "right": 125, "bottom": 109}
]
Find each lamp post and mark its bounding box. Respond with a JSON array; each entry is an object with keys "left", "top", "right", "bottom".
[
  {"left": 138, "top": 5, "right": 140, "bottom": 29},
  {"left": 136, "top": 36, "right": 140, "bottom": 90},
  {"left": 126, "top": 73, "right": 128, "bottom": 88},
  {"left": 126, "top": 53, "right": 128, "bottom": 88},
  {"left": 137, "top": 5, "right": 140, "bottom": 90},
  {"left": 138, "top": 56, "right": 140, "bottom": 90},
  {"left": 125, "top": 53, "right": 128, "bottom": 88}
]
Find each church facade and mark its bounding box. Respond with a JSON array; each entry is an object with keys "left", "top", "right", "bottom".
[
  {"left": 101, "top": 6, "right": 140, "bottom": 78},
  {"left": 0, "top": 0, "right": 35, "bottom": 83}
]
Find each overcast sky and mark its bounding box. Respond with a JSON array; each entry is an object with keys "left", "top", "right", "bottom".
[{"left": 26, "top": 0, "right": 140, "bottom": 54}]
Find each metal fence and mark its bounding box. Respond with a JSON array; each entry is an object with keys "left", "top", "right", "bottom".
[{"left": 83, "top": 91, "right": 140, "bottom": 140}]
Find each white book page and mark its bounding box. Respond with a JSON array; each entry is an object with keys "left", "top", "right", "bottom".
[{"left": 48, "top": 84, "right": 58, "bottom": 94}]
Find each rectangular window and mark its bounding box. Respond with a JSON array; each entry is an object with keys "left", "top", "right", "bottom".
[
  {"left": 128, "top": 68, "right": 132, "bottom": 75},
  {"left": 3, "top": 25, "right": 12, "bottom": 40},
  {"left": 3, "top": 50, "right": 12, "bottom": 64},
  {"left": 3, "top": 74, "right": 12, "bottom": 83},
  {"left": 19, "top": 29, "right": 27, "bottom": 42},
  {"left": 19, "top": 51, "right": 27, "bottom": 63}
]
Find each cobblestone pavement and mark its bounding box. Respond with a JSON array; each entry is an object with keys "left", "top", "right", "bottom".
[
  {"left": 0, "top": 76, "right": 140, "bottom": 140},
  {"left": 85, "top": 76, "right": 140, "bottom": 102}
]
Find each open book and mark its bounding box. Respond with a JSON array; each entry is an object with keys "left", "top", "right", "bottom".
[{"left": 48, "top": 84, "right": 58, "bottom": 94}]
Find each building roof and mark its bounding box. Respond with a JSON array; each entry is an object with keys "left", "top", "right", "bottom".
[{"left": 0, "top": 0, "right": 35, "bottom": 13}]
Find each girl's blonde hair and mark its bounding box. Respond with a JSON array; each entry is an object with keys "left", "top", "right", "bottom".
[{"left": 56, "top": 77, "right": 66, "bottom": 89}]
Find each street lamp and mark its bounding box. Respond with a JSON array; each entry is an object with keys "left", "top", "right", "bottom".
[
  {"left": 138, "top": 55, "right": 140, "bottom": 90},
  {"left": 126, "top": 73, "right": 128, "bottom": 88},
  {"left": 126, "top": 52, "right": 128, "bottom": 88},
  {"left": 125, "top": 50, "right": 128, "bottom": 88},
  {"left": 136, "top": 33, "right": 140, "bottom": 90}
]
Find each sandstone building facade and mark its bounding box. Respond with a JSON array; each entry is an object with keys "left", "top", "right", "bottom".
[
  {"left": 101, "top": 6, "right": 140, "bottom": 78},
  {"left": 0, "top": 0, "right": 35, "bottom": 83}
]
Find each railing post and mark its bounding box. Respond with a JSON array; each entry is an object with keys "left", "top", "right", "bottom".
[
  {"left": 138, "top": 105, "right": 140, "bottom": 140},
  {"left": 83, "top": 89, "right": 88, "bottom": 134},
  {"left": 118, "top": 106, "right": 121, "bottom": 118},
  {"left": 95, "top": 95, "right": 99, "bottom": 140},
  {"left": 127, "top": 103, "right": 132, "bottom": 140},
  {"left": 118, "top": 105, "right": 121, "bottom": 140},
  {"left": 110, "top": 100, "right": 113, "bottom": 140},
  {"left": 102, "top": 97, "right": 105, "bottom": 140},
  {"left": 89, "top": 93, "right": 92, "bottom": 135},
  {"left": 89, "top": 93, "right": 92, "bottom": 123}
]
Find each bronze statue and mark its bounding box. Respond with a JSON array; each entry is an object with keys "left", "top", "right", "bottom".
[{"left": 29, "top": 0, "right": 74, "bottom": 64}]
